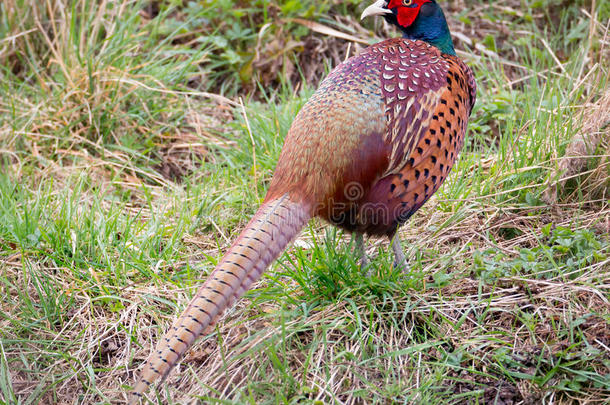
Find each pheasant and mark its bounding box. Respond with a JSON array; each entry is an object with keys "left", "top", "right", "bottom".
[{"left": 130, "top": 0, "right": 476, "bottom": 401}]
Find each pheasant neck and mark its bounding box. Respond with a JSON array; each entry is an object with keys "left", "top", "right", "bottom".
[{"left": 398, "top": 6, "right": 456, "bottom": 56}]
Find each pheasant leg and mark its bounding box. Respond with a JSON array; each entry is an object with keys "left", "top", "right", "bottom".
[
  {"left": 391, "top": 234, "right": 408, "bottom": 272},
  {"left": 355, "top": 233, "right": 369, "bottom": 268}
]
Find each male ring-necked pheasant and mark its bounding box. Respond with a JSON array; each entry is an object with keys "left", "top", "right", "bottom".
[{"left": 131, "top": 0, "right": 476, "bottom": 401}]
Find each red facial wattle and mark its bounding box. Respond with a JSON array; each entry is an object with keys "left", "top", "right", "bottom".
[{"left": 386, "top": 0, "right": 431, "bottom": 28}]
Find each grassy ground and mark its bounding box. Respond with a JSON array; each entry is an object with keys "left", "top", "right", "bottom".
[{"left": 0, "top": 0, "right": 609, "bottom": 404}]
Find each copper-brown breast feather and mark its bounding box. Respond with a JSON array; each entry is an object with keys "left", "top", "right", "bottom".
[
  {"left": 371, "top": 39, "right": 450, "bottom": 176},
  {"left": 266, "top": 46, "right": 388, "bottom": 217},
  {"left": 268, "top": 39, "right": 475, "bottom": 236},
  {"left": 359, "top": 41, "right": 476, "bottom": 236}
]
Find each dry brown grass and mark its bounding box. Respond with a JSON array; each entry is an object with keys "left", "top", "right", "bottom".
[{"left": 545, "top": 89, "right": 610, "bottom": 203}]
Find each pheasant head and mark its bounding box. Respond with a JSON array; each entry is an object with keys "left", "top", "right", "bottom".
[{"left": 361, "top": 0, "right": 456, "bottom": 55}]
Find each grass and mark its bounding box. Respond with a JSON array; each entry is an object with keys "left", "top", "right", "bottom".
[{"left": 0, "top": 0, "right": 609, "bottom": 403}]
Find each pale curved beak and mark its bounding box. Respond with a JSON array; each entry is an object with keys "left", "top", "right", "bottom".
[{"left": 360, "top": 0, "right": 392, "bottom": 20}]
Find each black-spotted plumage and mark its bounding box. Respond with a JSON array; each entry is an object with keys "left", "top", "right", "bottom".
[{"left": 279, "top": 37, "right": 476, "bottom": 237}]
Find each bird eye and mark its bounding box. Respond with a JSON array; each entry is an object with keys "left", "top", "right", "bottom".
[{"left": 402, "top": 0, "right": 413, "bottom": 5}]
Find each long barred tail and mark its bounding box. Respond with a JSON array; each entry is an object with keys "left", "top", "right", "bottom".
[{"left": 130, "top": 194, "right": 310, "bottom": 403}]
